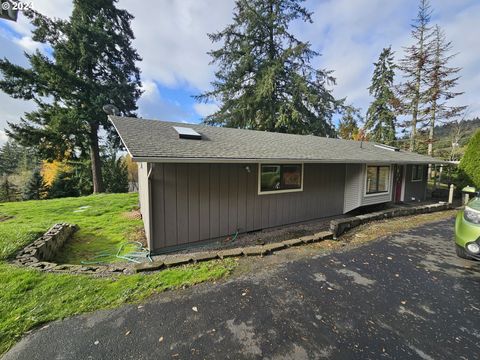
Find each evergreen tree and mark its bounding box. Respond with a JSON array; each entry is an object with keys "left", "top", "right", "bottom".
[
  {"left": 425, "top": 25, "right": 465, "bottom": 158},
  {"left": 338, "top": 105, "right": 361, "bottom": 140},
  {"left": 48, "top": 169, "right": 81, "bottom": 199},
  {"left": 23, "top": 167, "right": 47, "bottom": 200},
  {"left": 0, "top": 0, "right": 142, "bottom": 193},
  {"left": 0, "top": 176, "right": 19, "bottom": 202},
  {"left": 0, "top": 141, "right": 21, "bottom": 176},
  {"left": 398, "top": 0, "right": 434, "bottom": 151},
  {"left": 196, "top": 0, "right": 341, "bottom": 136},
  {"left": 101, "top": 146, "right": 128, "bottom": 193},
  {"left": 365, "top": 47, "right": 397, "bottom": 145}
]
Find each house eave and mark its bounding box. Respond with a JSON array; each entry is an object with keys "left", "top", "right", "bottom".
[{"left": 131, "top": 156, "right": 451, "bottom": 165}]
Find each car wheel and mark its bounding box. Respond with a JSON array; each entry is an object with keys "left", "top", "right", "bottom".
[{"left": 455, "top": 244, "right": 471, "bottom": 259}]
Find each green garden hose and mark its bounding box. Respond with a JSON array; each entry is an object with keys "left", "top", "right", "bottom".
[{"left": 80, "top": 241, "right": 152, "bottom": 265}]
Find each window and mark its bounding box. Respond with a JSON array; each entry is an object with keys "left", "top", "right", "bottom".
[
  {"left": 259, "top": 164, "right": 303, "bottom": 194},
  {"left": 366, "top": 165, "right": 390, "bottom": 194},
  {"left": 412, "top": 165, "right": 423, "bottom": 182}
]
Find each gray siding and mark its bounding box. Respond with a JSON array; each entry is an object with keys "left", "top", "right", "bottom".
[
  {"left": 137, "top": 162, "right": 152, "bottom": 248},
  {"left": 343, "top": 164, "right": 394, "bottom": 213},
  {"left": 404, "top": 164, "right": 428, "bottom": 202},
  {"left": 343, "top": 164, "right": 362, "bottom": 213},
  {"left": 149, "top": 163, "right": 345, "bottom": 251}
]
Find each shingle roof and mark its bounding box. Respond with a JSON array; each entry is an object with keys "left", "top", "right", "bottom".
[{"left": 110, "top": 116, "right": 448, "bottom": 164}]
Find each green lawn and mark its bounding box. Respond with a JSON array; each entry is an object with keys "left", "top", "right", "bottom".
[
  {"left": 0, "top": 193, "right": 144, "bottom": 263},
  {"left": 0, "top": 194, "right": 236, "bottom": 355}
]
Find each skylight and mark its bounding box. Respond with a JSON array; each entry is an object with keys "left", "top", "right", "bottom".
[
  {"left": 173, "top": 126, "right": 202, "bottom": 140},
  {"left": 374, "top": 144, "right": 400, "bottom": 152}
]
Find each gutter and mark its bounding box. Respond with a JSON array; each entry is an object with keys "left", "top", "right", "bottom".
[{"left": 131, "top": 156, "right": 451, "bottom": 166}]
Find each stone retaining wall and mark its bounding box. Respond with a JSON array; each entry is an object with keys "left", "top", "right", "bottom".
[{"left": 329, "top": 202, "right": 451, "bottom": 238}]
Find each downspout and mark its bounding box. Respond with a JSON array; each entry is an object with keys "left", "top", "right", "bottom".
[{"left": 147, "top": 163, "right": 154, "bottom": 254}]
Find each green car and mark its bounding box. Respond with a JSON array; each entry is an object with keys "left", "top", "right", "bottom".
[{"left": 455, "top": 188, "right": 480, "bottom": 260}]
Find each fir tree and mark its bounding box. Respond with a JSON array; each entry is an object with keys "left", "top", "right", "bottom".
[
  {"left": 23, "top": 167, "right": 47, "bottom": 200},
  {"left": 365, "top": 47, "right": 397, "bottom": 145},
  {"left": 338, "top": 105, "right": 361, "bottom": 140},
  {"left": 398, "top": 0, "right": 434, "bottom": 151},
  {"left": 101, "top": 145, "right": 128, "bottom": 193},
  {"left": 0, "top": 176, "right": 19, "bottom": 202},
  {"left": 196, "top": 0, "right": 341, "bottom": 136},
  {"left": 425, "top": 25, "right": 466, "bottom": 158},
  {"left": 0, "top": 0, "right": 142, "bottom": 193}
]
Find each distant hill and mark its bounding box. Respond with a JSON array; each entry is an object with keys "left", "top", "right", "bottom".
[{"left": 395, "top": 118, "right": 480, "bottom": 160}]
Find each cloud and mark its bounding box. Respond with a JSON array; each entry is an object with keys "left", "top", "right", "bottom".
[
  {"left": 0, "top": 129, "right": 8, "bottom": 145},
  {"left": 121, "top": 0, "right": 234, "bottom": 90},
  {"left": 13, "top": 35, "right": 44, "bottom": 52},
  {"left": 194, "top": 102, "right": 218, "bottom": 118},
  {"left": 139, "top": 79, "right": 160, "bottom": 102}
]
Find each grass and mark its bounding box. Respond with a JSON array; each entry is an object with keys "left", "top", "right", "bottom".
[
  {"left": 0, "top": 194, "right": 237, "bottom": 355},
  {"left": 0, "top": 193, "right": 143, "bottom": 263}
]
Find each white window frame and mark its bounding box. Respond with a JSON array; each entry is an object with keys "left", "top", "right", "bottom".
[
  {"left": 364, "top": 164, "right": 391, "bottom": 197},
  {"left": 258, "top": 163, "right": 304, "bottom": 195},
  {"left": 411, "top": 164, "right": 423, "bottom": 182}
]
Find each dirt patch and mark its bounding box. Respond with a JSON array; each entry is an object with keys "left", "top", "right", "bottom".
[
  {"left": 128, "top": 226, "right": 148, "bottom": 248},
  {"left": 0, "top": 214, "right": 13, "bottom": 222},
  {"left": 153, "top": 215, "right": 345, "bottom": 257},
  {"left": 122, "top": 210, "right": 142, "bottom": 221}
]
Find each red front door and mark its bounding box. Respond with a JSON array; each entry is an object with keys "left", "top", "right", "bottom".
[{"left": 394, "top": 165, "right": 404, "bottom": 203}]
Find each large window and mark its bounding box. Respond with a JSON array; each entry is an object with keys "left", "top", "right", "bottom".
[
  {"left": 366, "top": 165, "right": 390, "bottom": 194},
  {"left": 259, "top": 164, "right": 303, "bottom": 194},
  {"left": 412, "top": 165, "right": 423, "bottom": 182}
]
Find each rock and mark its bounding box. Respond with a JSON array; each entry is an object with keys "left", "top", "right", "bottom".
[
  {"left": 217, "top": 248, "right": 244, "bottom": 259},
  {"left": 262, "top": 242, "right": 287, "bottom": 252},
  {"left": 299, "top": 235, "right": 316, "bottom": 244},
  {"left": 282, "top": 238, "right": 304, "bottom": 247},
  {"left": 313, "top": 231, "right": 334, "bottom": 241},
  {"left": 163, "top": 255, "right": 193, "bottom": 267},
  {"left": 242, "top": 246, "right": 268, "bottom": 256},
  {"left": 191, "top": 252, "right": 219, "bottom": 263},
  {"left": 134, "top": 261, "right": 164, "bottom": 273}
]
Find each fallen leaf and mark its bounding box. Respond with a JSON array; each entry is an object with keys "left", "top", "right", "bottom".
[
  {"left": 125, "top": 330, "right": 131, "bottom": 336},
  {"left": 401, "top": 301, "right": 406, "bottom": 305},
  {"left": 94, "top": 340, "right": 99, "bottom": 345},
  {"left": 159, "top": 336, "right": 164, "bottom": 343},
  {"left": 387, "top": 256, "right": 393, "bottom": 260},
  {"left": 192, "top": 306, "right": 198, "bottom": 312},
  {"left": 241, "top": 292, "right": 247, "bottom": 296},
  {"left": 137, "top": 305, "right": 144, "bottom": 309}
]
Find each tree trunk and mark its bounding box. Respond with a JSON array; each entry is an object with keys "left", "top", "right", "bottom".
[{"left": 89, "top": 123, "right": 104, "bottom": 193}]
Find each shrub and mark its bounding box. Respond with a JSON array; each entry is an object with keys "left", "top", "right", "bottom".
[{"left": 457, "top": 129, "right": 480, "bottom": 189}]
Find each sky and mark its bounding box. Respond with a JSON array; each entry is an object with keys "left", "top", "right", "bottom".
[{"left": 0, "top": 0, "right": 479, "bottom": 145}]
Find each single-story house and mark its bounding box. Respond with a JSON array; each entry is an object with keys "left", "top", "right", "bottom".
[{"left": 110, "top": 116, "right": 448, "bottom": 253}]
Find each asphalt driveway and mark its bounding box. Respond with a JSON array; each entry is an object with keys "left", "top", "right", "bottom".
[{"left": 3, "top": 218, "right": 480, "bottom": 360}]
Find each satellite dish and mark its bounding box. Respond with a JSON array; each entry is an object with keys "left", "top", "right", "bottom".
[{"left": 102, "top": 104, "right": 121, "bottom": 116}]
